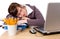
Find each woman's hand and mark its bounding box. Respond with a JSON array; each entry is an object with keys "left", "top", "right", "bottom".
[
  {"left": 17, "top": 17, "right": 30, "bottom": 25},
  {"left": 17, "top": 20, "right": 27, "bottom": 25},
  {"left": 22, "top": 17, "right": 30, "bottom": 20}
]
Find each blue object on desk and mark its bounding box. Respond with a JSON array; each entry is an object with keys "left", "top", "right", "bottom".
[
  {"left": 17, "top": 23, "right": 27, "bottom": 30},
  {"left": 3, "top": 26, "right": 8, "bottom": 30},
  {"left": 3, "top": 23, "right": 27, "bottom": 30}
]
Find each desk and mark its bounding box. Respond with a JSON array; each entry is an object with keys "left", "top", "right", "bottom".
[
  {"left": 0, "top": 28, "right": 60, "bottom": 39},
  {"left": 0, "top": 28, "right": 42, "bottom": 39}
]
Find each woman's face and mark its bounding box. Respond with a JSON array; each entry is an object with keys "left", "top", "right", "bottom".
[{"left": 16, "top": 6, "right": 27, "bottom": 18}]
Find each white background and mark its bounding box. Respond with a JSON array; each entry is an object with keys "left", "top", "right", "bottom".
[{"left": 0, "top": 0, "right": 60, "bottom": 36}]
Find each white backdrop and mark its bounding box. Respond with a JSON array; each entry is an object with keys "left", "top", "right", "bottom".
[{"left": 0, "top": 0, "right": 60, "bottom": 20}]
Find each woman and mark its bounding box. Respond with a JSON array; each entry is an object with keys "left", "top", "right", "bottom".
[{"left": 7, "top": 2, "right": 45, "bottom": 34}]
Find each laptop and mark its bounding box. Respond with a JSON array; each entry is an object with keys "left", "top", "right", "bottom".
[{"left": 35, "top": 3, "right": 60, "bottom": 34}]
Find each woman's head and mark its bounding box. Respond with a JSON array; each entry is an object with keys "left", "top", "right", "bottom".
[{"left": 8, "top": 2, "right": 27, "bottom": 18}]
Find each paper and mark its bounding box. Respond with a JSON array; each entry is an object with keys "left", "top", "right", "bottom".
[{"left": 0, "top": 27, "right": 7, "bottom": 36}]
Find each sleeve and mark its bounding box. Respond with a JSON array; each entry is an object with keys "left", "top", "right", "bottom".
[
  {"left": 6, "top": 14, "right": 14, "bottom": 18},
  {"left": 27, "top": 6, "right": 45, "bottom": 26},
  {"left": 6, "top": 14, "right": 11, "bottom": 18}
]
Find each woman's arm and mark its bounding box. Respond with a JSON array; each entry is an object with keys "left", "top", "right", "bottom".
[{"left": 27, "top": 6, "right": 45, "bottom": 26}]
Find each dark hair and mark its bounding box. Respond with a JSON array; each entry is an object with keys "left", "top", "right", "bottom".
[{"left": 8, "top": 2, "right": 22, "bottom": 17}]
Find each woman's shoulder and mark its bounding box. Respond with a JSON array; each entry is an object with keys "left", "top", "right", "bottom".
[{"left": 26, "top": 4, "right": 35, "bottom": 9}]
